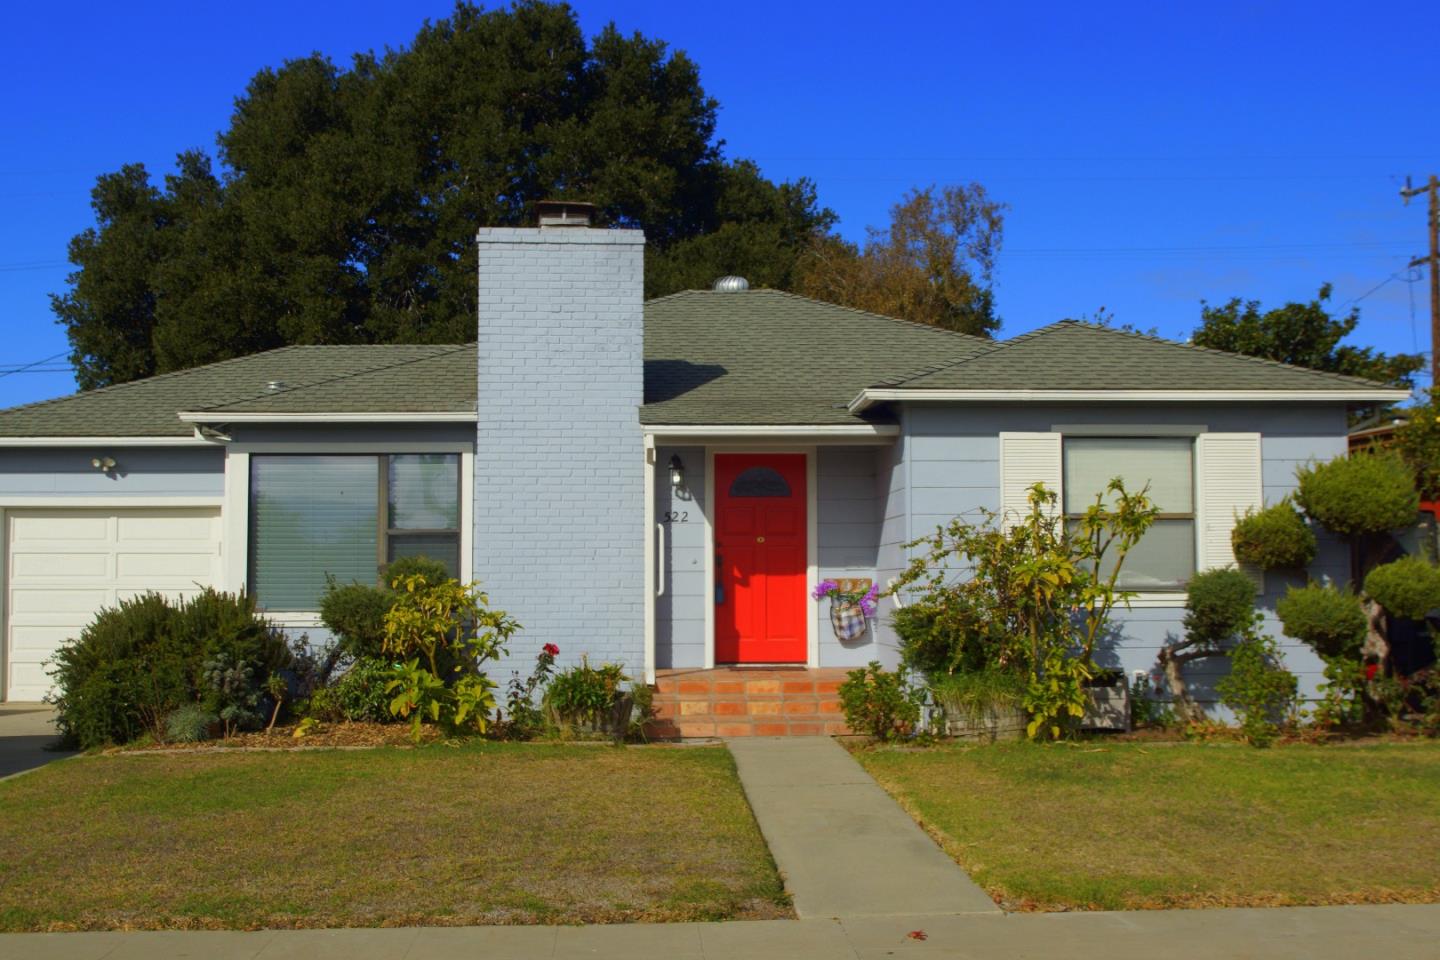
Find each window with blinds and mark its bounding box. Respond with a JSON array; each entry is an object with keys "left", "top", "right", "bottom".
[
  {"left": 1063, "top": 437, "right": 1195, "bottom": 590},
  {"left": 249, "top": 454, "right": 460, "bottom": 611}
]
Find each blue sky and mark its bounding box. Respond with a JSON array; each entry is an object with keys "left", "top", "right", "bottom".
[{"left": 1, "top": 0, "right": 1436, "bottom": 408}]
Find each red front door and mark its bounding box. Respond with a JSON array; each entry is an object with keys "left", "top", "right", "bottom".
[{"left": 715, "top": 453, "right": 807, "bottom": 664}]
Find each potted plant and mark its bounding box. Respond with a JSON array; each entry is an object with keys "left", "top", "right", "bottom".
[
  {"left": 814, "top": 579, "right": 879, "bottom": 642},
  {"left": 542, "top": 658, "right": 636, "bottom": 740}
]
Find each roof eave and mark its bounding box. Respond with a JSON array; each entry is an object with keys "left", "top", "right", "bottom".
[
  {"left": 178, "top": 410, "right": 479, "bottom": 424},
  {"left": 848, "top": 387, "right": 1412, "bottom": 413}
]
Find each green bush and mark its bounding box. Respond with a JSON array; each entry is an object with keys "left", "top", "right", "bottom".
[
  {"left": 1364, "top": 556, "right": 1440, "bottom": 620},
  {"left": 892, "top": 603, "right": 987, "bottom": 677},
  {"left": 319, "top": 555, "right": 454, "bottom": 660},
  {"left": 164, "top": 704, "right": 216, "bottom": 743},
  {"left": 1217, "top": 633, "right": 1298, "bottom": 747},
  {"left": 838, "top": 662, "right": 922, "bottom": 742},
  {"left": 1294, "top": 452, "right": 1418, "bottom": 538},
  {"left": 543, "top": 658, "right": 628, "bottom": 730},
  {"left": 48, "top": 589, "right": 287, "bottom": 750},
  {"left": 305, "top": 657, "right": 397, "bottom": 722},
  {"left": 1231, "top": 500, "right": 1317, "bottom": 570},
  {"left": 1183, "top": 568, "right": 1257, "bottom": 646},
  {"left": 1394, "top": 390, "right": 1440, "bottom": 501},
  {"left": 1275, "top": 583, "right": 1368, "bottom": 659}
]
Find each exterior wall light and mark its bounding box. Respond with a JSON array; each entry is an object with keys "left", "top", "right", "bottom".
[
  {"left": 668, "top": 455, "right": 685, "bottom": 490},
  {"left": 91, "top": 456, "right": 117, "bottom": 472}
]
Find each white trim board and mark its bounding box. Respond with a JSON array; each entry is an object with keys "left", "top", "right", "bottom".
[
  {"left": 849, "top": 387, "right": 1410, "bottom": 413},
  {"left": 179, "top": 411, "right": 477, "bottom": 424},
  {"left": 644, "top": 424, "right": 897, "bottom": 441},
  {"left": 0, "top": 496, "right": 223, "bottom": 508}
]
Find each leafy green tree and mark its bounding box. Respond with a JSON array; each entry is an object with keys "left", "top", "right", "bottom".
[
  {"left": 795, "top": 183, "right": 1005, "bottom": 336},
  {"left": 1191, "top": 284, "right": 1424, "bottom": 392},
  {"left": 53, "top": 1, "right": 834, "bottom": 388}
]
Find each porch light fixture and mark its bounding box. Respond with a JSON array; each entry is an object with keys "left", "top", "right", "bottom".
[
  {"left": 668, "top": 455, "right": 685, "bottom": 490},
  {"left": 90, "top": 456, "right": 117, "bottom": 473}
]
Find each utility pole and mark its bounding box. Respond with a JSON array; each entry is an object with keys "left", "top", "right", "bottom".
[{"left": 1401, "top": 174, "right": 1440, "bottom": 389}]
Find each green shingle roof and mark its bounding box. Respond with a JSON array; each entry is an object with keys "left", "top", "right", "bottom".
[
  {"left": 0, "top": 344, "right": 475, "bottom": 437},
  {"left": 641, "top": 289, "right": 987, "bottom": 424},
  {"left": 0, "top": 301, "right": 1400, "bottom": 438},
  {"left": 873, "top": 320, "right": 1402, "bottom": 393}
]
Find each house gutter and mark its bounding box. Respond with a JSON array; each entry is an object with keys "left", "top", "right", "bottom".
[{"left": 847, "top": 387, "right": 1413, "bottom": 415}]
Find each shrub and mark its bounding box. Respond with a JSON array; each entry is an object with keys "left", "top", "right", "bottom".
[
  {"left": 385, "top": 554, "right": 451, "bottom": 586},
  {"left": 543, "top": 657, "right": 628, "bottom": 730},
  {"left": 839, "top": 662, "right": 922, "bottom": 742},
  {"left": 1294, "top": 451, "right": 1418, "bottom": 538},
  {"left": 504, "top": 643, "right": 560, "bottom": 738},
  {"left": 1364, "top": 556, "right": 1440, "bottom": 620},
  {"left": 1231, "top": 500, "right": 1316, "bottom": 570},
  {"left": 305, "top": 657, "right": 396, "bottom": 722},
  {"left": 164, "top": 704, "right": 216, "bottom": 743},
  {"left": 382, "top": 575, "right": 518, "bottom": 740},
  {"left": 203, "top": 654, "right": 263, "bottom": 737},
  {"left": 1394, "top": 390, "right": 1440, "bottom": 501},
  {"left": 1182, "top": 568, "right": 1256, "bottom": 646},
  {"left": 1217, "top": 632, "right": 1298, "bottom": 747},
  {"left": 1275, "top": 583, "right": 1367, "bottom": 659},
  {"left": 181, "top": 588, "right": 290, "bottom": 677},
  {"left": 319, "top": 555, "right": 456, "bottom": 662}
]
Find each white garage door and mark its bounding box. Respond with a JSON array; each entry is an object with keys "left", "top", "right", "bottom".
[{"left": 4, "top": 508, "right": 222, "bottom": 701}]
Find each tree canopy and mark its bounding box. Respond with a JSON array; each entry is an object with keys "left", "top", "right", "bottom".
[
  {"left": 52, "top": 1, "right": 835, "bottom": 389},
  {"left": 794, "top": 184, "right": 1005, "bottom": 337},
  {"left": 1190, "top": 284, "right": 1424, "bottom": 389}
]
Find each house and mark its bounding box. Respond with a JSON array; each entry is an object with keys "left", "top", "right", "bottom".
[{"left": 0, "top": 207, "right": 1406, "bottom": 725}]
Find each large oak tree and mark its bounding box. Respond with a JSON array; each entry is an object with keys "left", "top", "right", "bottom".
[{"left": 52, "top": 1, "right": 835, "bottom": 388}]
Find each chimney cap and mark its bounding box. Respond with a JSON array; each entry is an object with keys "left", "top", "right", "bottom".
[
  {"left": 536, "top": 200, "right": 596, "bottom": 228},
  {"left": 713, "top": 275, "right": 749, "bottom": 292}
]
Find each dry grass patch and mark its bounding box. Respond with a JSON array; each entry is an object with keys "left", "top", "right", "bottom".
[
  {"left": 0, "top": 742, "right": 788, "bottom": 931},
  {"left": 856, "top": 740, "right": 1440, "bottom": 911}
]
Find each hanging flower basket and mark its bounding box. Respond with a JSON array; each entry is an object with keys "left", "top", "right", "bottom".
[{"left": 814, "top": 579, "right": 879, "bottom": 642}]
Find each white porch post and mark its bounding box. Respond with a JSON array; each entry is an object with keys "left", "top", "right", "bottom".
[{"left": 642, "top": 435, "right": 657, "bottom": 684}]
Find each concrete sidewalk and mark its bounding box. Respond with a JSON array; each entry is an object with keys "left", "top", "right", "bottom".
[
  {"left": 726, "top": 736, "right": 999, "bottom": 919},
  {"left": 5, "top": 905, "right": 1439, "bottom": 960}
]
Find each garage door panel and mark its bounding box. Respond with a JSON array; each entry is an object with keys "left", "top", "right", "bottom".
[
  {"left": 10, "top": 514, "right": 110, "bottom": 542},
  {"left": 115, "top": 551, "right": 217, "bottom": 579},
  {"left": 9, "top": 551, "right": 110, "bottom": 578},
  {"left": 6, "top": 507, "right": 221, "bottom": 701},
  {"left": 116, "top": 515, "right": 217, "bottom": 543}
]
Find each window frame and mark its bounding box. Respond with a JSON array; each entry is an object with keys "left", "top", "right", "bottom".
[
  {"left": 1061, "top": 435, "right": 1198, "bottom": 593},
  {"left": 247, "top": 452, "right": 463, "bottom": 612}
]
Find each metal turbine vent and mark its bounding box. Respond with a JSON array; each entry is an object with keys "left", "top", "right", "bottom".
[{"left": 712, "top": 275, "right": 749, "bottom": 292}]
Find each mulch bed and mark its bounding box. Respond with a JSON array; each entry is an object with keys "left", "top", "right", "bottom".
[{"left": 109, "top": 722, "right": 444, "bottom": 752}]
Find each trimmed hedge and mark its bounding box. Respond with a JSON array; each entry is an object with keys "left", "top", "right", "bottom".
[
  {"left": 1231, "top": 500, "right": 1316, "bottom": 570},
  {"left": 1275, "top": 582, "right": 1367, "bottom": 659},
  {"left": 1364, "top": 556, "right": 1440, "bottom": 621},
  {"left": 1294, "top": 452, "right": 1418, "bottom": 538},
  {"left": 1183, "top": 568, "right": 1257, "bottom": 646}
]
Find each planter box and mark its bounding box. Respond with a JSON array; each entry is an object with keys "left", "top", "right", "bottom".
[
  {"left": 943, "top": 706, "right": 1026, "bottom": 742},
  {"left": 1081, "top": 681, "right": 1130, "bottom": 731},
  {"left": 547, "top": 692, "right": 635, "bottom": 741}
]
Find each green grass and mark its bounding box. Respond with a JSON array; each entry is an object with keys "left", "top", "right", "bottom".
[
  {"left": 856, "top": 740, "right": 1440, "bottom": 911},
  {"left": 0, "top": 742, "right": 788, "bottom": 931}
]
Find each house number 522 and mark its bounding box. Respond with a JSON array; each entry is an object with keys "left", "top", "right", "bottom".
[{"left": 662, "top": 511, "right": 688, "bottom": 523}]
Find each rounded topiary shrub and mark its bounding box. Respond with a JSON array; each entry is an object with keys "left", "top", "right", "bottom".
[
  {"left": 1275, "top": 582, "right": 1367, "bottom": 659},
  {"left": 1183, "top": 568, "right": 1257, "bottom": 645},
  {"left": 1231, "top": 500, "right": 1317, "bottom": 570},
  {"left": 1294, "top": 452, "right": 1418, "bottom": 538},
  {"left": 1364, "top": 556, "right": 1440, "bottom": 620}
]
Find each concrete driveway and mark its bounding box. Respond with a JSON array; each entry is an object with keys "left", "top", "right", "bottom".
[{"left": 0, "top": 703, "right": 72, "bottom": 780}]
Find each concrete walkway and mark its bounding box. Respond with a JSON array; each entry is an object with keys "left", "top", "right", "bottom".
[
  {"left": 726, "top": 736, "right": 999, "bottom": 919},
  {"left": 5, "top": 905, "right": 1439, "bottom": 959},
  {"left": 0, "top": 704, "right": 71, "bottom": 780}
]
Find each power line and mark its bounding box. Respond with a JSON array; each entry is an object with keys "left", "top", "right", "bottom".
[{"left": 0, "top": 352, "right": 68, "bottom": 380}]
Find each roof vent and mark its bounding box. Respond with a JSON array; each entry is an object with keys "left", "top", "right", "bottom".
[
  {"left": 536, "top": 200, "right": 596, "bottom": 228},
  {"left": 713, "top": 275, "right": 749, "bottom": 292},
  {"left": 265, "top": 380, "right": 287, "bottom": 392}
]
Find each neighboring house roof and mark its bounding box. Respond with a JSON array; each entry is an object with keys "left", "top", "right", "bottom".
[
  {"left": 641, "top": 289, "right": 987, "bottom": 425},
  {"left": 0, "top": 299, "right": 1408, "bottom": 439},
  {"left": 0, "top": 344, "right": 475, "bottom": 437}
]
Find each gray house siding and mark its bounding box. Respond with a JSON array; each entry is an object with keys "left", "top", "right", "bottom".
[
  {"left": 816, "top": 447, "right": 883, "bottom": 667},
  {"left": 895, "top": 402, "right": 1352, "bottom": 706},
  {"left": 655, "top": 445, "right": 706, "bottom": 670},
  {"left": 474, "top": 227, "right": 646, "bottom": 679},
  {"left": 0, "top": 447, "right": 224, "bottom": 498}
]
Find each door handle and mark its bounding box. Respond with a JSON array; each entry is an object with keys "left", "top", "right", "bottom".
[{"left": 715, "top": 554, "right": 724, "bottom": 605}]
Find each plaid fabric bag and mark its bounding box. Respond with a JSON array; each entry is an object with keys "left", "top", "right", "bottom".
[{"left": 829, "top": 598, "right": 869, "bottom": 642}]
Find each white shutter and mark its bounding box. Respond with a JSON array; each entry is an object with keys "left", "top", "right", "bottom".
[
  {"left": 1195, "top": 432, "right": 1263, "bottom": 588},
  {"left": 999, "top": 432, "right": 1063, "bottom": 528}
]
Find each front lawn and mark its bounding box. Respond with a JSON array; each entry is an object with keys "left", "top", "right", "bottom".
[
  {"left": 0, "top": 742, "right": 788, "bottom": 931},
  {"left": 856, "top": 740, "right": 1440, "bottom": 911}
]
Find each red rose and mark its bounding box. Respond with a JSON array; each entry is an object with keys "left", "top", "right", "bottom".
[
  {"left": 1365, "top": 663, "right": 1379, "bottom": 681},
  {"left": 543, "top": 643, "right": 560, "bottom": 657}
]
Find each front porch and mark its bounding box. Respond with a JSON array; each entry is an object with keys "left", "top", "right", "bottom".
[{"left": 647, "top": 667, "right": 852, "bottom": 738}]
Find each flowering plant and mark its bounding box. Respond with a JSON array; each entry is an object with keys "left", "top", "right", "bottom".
[
  {"left": 813, "top": 579, "right": 880, "bottom": 618},
  {"left": 503, "top": 643, "right": 560, "bottom": 739}
]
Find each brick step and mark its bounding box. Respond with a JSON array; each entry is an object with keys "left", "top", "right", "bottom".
[
  {"left": 645, "top": 716, "right": 851, "bottom": 738},
  {"left": 647, "top": 667, "right": 853, "bottom": 738}
]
